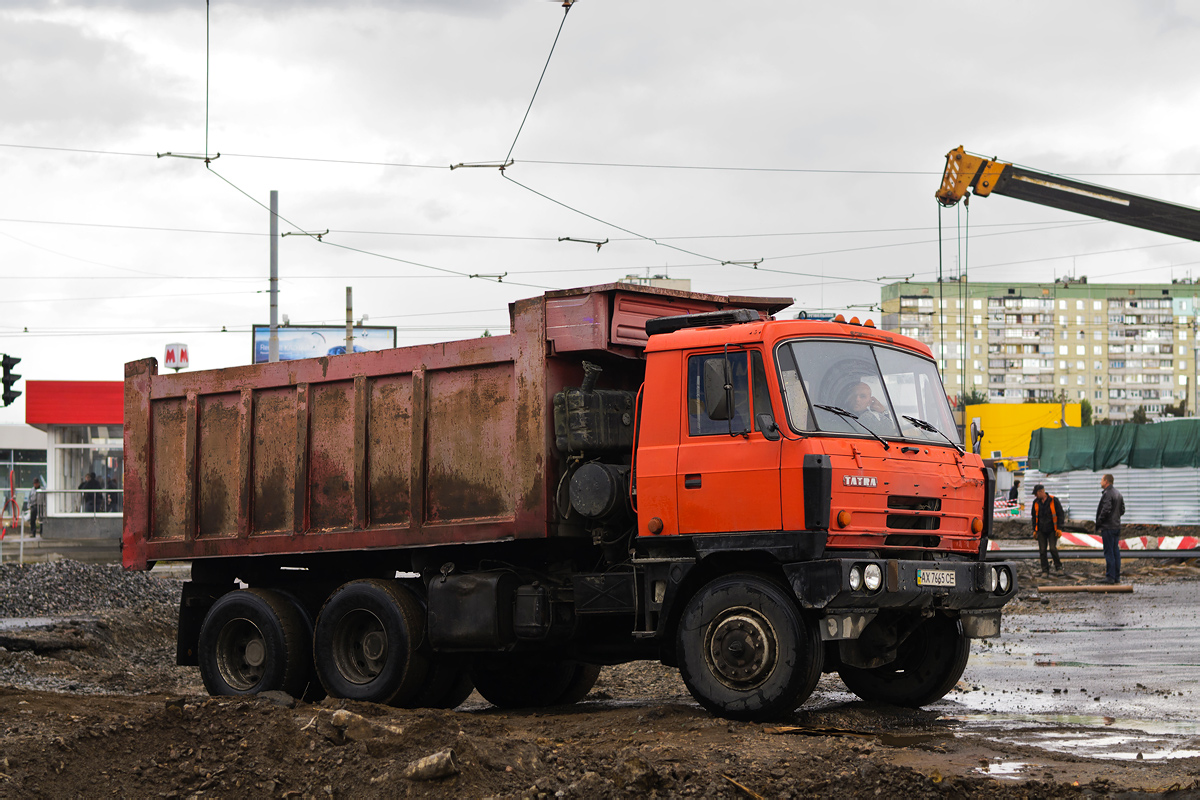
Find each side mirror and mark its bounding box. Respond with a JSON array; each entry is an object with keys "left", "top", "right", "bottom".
[
  {"left": 703, "top": 359, "right": 731, "bottom": 420},
  {"left": 756, "top": 413, "right": 781, "bottom": 441}
]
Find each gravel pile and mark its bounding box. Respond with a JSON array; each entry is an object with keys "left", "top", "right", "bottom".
[{"left": 0, "top": 560, "right": 181, "bottom": 617}]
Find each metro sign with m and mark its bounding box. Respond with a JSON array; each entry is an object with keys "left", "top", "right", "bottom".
[{"left": 164, "top": 343, "right": 189, "bottom": 371}]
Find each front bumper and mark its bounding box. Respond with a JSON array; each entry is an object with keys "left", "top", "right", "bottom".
[
  {"left": 784, "top": 558, "right": 1018, "bottom": 613},
  {"left": 785, "top": 558, "right": 1017, "bottom": 641}
]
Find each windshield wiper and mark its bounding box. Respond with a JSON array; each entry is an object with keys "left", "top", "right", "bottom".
[
  {"left": 814, "top": 404, "right": 891, "bottom": 451},
  {"left": 902, "top": 414, "right": 964, "bottom": 455}
]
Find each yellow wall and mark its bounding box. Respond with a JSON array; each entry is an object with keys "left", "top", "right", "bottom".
[{"left": 965, "top": 403, "right": 1081, "bottom": 460}]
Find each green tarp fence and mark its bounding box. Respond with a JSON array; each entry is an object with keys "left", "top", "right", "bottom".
[{"left": 1029, "top": 420, "right": 1200, "bottom": 474}]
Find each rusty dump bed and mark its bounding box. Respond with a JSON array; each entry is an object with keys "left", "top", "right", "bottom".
[{"left": 122, "top": 283, "right": 790, "bottom": 570}]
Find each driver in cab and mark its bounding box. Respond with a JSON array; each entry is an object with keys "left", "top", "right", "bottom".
[{"left": 845, "top": 382, "right": 891, "bottom": 431}]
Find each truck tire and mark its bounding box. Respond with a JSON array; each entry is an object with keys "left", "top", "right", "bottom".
[
  {"left": 837, "top": 614, "right": 969, "bottom": 707},
  {"left": 468, "top": 657, "right": 596, "bottom": 709},
  {"left": 198, "top": 588, "right": 311, "bottom": 697},
  {"left": 276, "top": 590, "right": 326, "bottom": 702},
  {"left": 313, "top": 580, "right": 430, "bottom": 706},
  {"left": 397, "top": 655, "right": 475, "bottom": 709},
  {"left": 676, "top": 573, "right": 822, "bottom": 722},
  {"left": 556, "top": 662, "right": 602, "bottom": 705}
]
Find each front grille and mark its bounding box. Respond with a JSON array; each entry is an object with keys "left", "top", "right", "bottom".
[
  {"left": 887, "top": 496, "right": 941, "bottom": 511},
  {"left": 886, "top": 514, "right": 941, "bottom": 530}
]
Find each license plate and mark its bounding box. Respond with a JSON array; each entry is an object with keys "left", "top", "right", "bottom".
[{"left": 916, "top": 569, "right": 956, "bottom": 587}]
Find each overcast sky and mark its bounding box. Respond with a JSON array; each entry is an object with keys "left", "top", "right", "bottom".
[{"left": 3, "top": 1, "right": 1200, "bottom": 421}]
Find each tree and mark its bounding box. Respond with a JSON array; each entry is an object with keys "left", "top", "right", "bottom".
[
  {"left": 957, "top": 389, "right": 989, "bottom": 407},
  {"left": 1161, "top": 398, "right": 1188, "bottom": 417},
  {"left": 1080, "top": 398, "right": 1093, "bottom": 426},
  {"left": 1130, "top": 405, "right": 1149, "bottom": 424}
]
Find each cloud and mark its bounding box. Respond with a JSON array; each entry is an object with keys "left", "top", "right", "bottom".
[
  {"left": 5, "top": 0, "right": 517, "bottom": 14},
  {"left": 0, "top": 17, "right": 190, "bottom": 138}
]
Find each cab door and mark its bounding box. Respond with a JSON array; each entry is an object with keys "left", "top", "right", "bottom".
[{"left": 676, "top": 350, "right": 782, "bottom": 534}]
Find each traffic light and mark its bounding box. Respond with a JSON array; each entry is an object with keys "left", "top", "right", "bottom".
[{"left": 1, "top": 354, "right": 20, "bottom": 407}]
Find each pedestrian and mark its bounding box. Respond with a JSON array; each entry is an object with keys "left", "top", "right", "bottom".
[
  {"left": 1095, "top": 473, "right": 1125, "bottom": 584},
  {"left": 105, "top": 475, "right": 120, "bottom": 513},
  {"left": 1031, "top": 484, "right": 1065, "bottom": 577},
  {"left": 1008, "top": 481, "right": 1020, "bottom": 503},
  {"left": 79, "top": 472, "right": 101, "bottom": 513},
  {"left": 27, "top": 477, "right": 43, "bottom": 537}
]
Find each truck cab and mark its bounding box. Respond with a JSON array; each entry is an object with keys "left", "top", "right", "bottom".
[
  {"left": 638, "top": 312, "right": 987, "bottom": 554},
  {"left": 583, "top": 310, "right": 1016, "bottom": 719}
]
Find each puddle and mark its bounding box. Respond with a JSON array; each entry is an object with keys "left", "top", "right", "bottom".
[
  {"left": 975, "top": 760, "right": 1028, "bottom": 779},
  {"left": 0, "top": 617, "right": 57, "bottom": 631},
  {"left": 1030, "top": 732, "right": 1200, "bottom": 761},
  {"left": 0, "top": 616, "right": 98, "bottom": 632},
  {"left": 947, "top": 713, "right": 1200, "bottom": 761}
]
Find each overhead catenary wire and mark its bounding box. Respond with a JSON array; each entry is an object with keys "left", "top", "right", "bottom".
[
  {"left": 0, "top": 214, "right": 1111, "bottom": 241},
  {"left": 503, "top": 2, "right": 573, "bottom": 165},
  {"left": 202, "top": 165, "right": 559, "bottom": 291},
  {"left": 9, "top": 141, "right": 1200, "bottom": 177}
]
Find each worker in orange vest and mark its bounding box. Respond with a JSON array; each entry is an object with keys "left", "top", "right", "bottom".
[{"left": 1031, "top": 484, "right": 1065, "bottom": 577}]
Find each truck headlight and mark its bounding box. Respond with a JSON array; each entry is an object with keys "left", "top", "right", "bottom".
[
  {"left": 863, "top": 563, "right": 882, "bottom": 592},
  {"left": 998, "top": 568, "right": 1011, "bottom": 593},
  {"left": 849, "top": 565, "right": 863, "bottom": 591},
  {"left": 989, "top": 567, "right": 999, "bottom": 592}
]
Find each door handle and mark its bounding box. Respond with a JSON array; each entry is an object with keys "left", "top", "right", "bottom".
[{"left": 684, "top": 474, "right": 702, "bottom": 489}]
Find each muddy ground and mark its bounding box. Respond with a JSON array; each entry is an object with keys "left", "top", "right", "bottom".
[{"left": 1, "top": 560, "right": 1198, "bottom": 798}]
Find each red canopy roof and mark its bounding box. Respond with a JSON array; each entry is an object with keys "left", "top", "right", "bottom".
[{"left": 25, "top": 381, "right": 123, "bottom": 426}]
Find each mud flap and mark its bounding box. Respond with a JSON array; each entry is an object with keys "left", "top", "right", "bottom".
[{"left": 959, "top": 609, "right": 1001, "bottom": 639}]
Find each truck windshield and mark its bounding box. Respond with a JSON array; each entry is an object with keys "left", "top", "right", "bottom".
[
  {"left": 778, "top": 340, "right": 960, "bottom": 446},
  {"left": 873, "top": 346, "right": 961, "bottom": 445},
  {"left": 782, "top": 341, "right": 899, "bottom": 437}
]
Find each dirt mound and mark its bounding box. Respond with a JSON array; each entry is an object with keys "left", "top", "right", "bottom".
[
  {"left": 0, "top": 688, "right": 1140, "bottom": 799},
  {"left": 0, "top": 561, "right": 182, "bottom": 617}
]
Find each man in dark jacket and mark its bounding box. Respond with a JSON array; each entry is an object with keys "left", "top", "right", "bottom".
[
  {"left": 1095, "top": 473, "right": 1125, "bottom": 584},
  {"left": 79, "top": 472, "right": 101, "bottom": 513},
  {"left": 1031, "top": 484, "right": 1065, "bottom": 576}
]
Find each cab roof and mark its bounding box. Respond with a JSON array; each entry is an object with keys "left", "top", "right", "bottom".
[{"left": 644, "top": 316, "right": 933, "bottom": 359}]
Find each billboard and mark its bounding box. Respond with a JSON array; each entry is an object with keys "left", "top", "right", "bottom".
[{"left": 252, "top": 325, "right": 398, "bottom": 364}]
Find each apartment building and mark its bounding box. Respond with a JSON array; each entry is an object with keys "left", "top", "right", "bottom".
[{"left": 880, "top": 279, "right": 1200, "bottom": 421}]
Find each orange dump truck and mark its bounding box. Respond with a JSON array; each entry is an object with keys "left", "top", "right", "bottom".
[{"left": 123, "top": 283, "right": 1016, "bottom": 720}]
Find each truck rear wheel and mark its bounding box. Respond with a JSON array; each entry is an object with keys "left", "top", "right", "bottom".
[
  {"left": 469, "top": 658, "right": 598, "bottom": 709},
  {"left": 313, "top": 580, "right": 430, "bottom": 705},
  {"left": 837, "top": 614, "right": 969, "bottom": 707},
  {"left": 676, "top": 573, "right": 822, "bottom": 722},
  {"left": 396, "top": 655, "right": 475, "bottom": 709},
  {"left": 198, "top": 588, "right": 311, "bottom": 697}
]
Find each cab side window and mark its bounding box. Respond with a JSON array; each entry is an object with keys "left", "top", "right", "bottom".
[{"left": 687, "top": 352, "right": 751, "bottom": 436}]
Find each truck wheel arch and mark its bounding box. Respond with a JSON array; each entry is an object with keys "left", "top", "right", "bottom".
[
  {"left": 655, "top": 551, "right": 795, "bottom": 664},
  {"left": 675, "top": 572, "right": 823, "bottom": 720}
]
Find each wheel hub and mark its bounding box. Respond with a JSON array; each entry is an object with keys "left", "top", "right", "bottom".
[
  {"left": 243, "top": 639, "right": 266, "bottom": 668},
  {"left": 215, "top": 617, "right": 267, "bottom": 691},
  {"left": 332, "top": 609, "right": 388, "bottom": 685},
  {"left": 706, "top": 610, "right": 777, "bottom": 689},
  {"left": 362, "top": 631, "right": 386, "bottom": 661}
]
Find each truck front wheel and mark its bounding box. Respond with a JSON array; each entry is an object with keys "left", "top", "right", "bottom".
[
  {"left": 313, "top": 580, "right": 430, "bottom": 705},
  {"left": 198, "top": 588, "right": 311, "bottom": 697},
  {"left": 677, "top": 574, "right": 822, "bottom": 722},
  {"left": 837, "top": 614, "right": 969, "bottom": 707}
]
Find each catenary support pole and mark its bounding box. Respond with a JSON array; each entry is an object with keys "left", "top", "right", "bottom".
[
  {"left": 346, "top": 287, "right": 353, "bottom": 353},
  {"left": 269, "top": 190, "right": 279, "bottom": 363}
]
